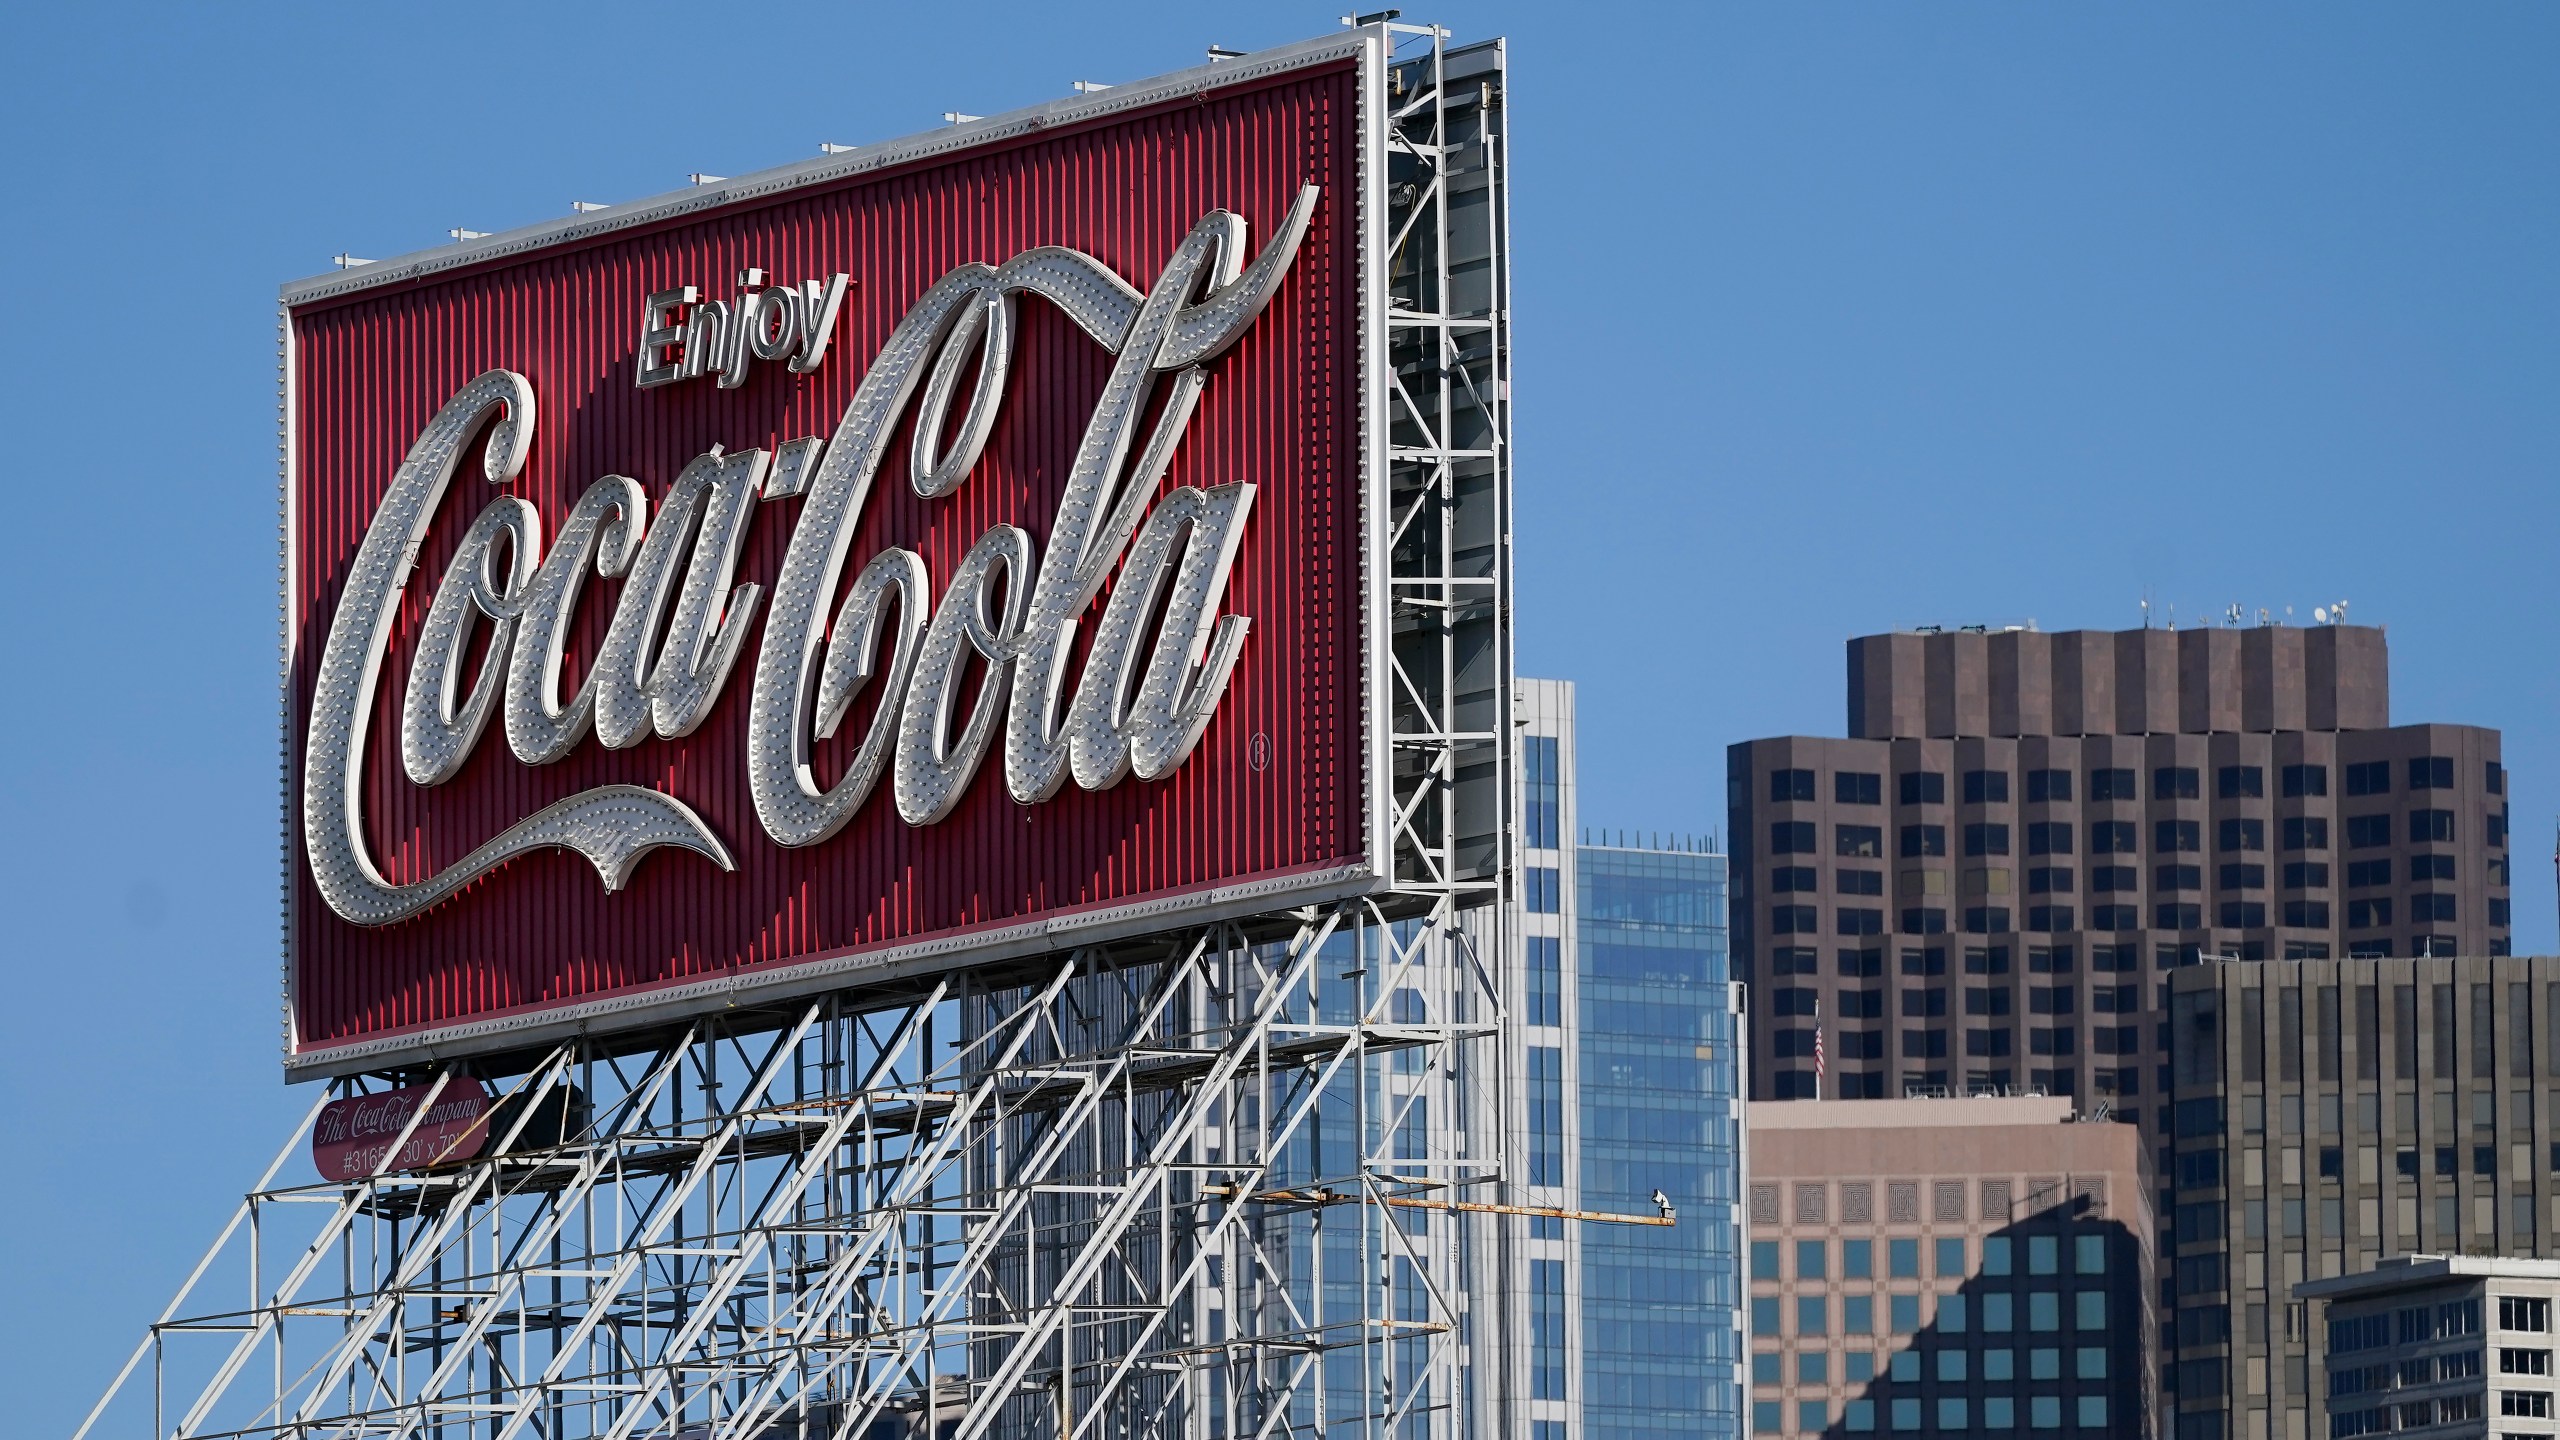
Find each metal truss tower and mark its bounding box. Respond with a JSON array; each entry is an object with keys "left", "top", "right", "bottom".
[{"left": 76, "top": 23, "right": 1511, "bottom": 1440}]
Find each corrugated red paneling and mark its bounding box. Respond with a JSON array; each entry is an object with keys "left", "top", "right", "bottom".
[{"left": 287, "top": 63, "right": 1364, "bottom": 1061}]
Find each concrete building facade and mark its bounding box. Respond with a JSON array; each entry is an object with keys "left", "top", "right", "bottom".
[
  {"left": 2297, "top": 1254, "right": 2560, "bottom": 1440},
  {"left": 1728, "top": 624, "right": 2513, "bottom": 1120},
  {"left": 2164, "top": 955, "right": 2560, "bottom": 1440},
  {"left": 1744, "top": 1096, "right": 2155, "bottom": 1439}
]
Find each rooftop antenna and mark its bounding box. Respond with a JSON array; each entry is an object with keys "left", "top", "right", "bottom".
[
  {"left": 2226, "top": 603, "right": 2242, "bottom": 628},
  {"left": 570, "top": 201, "right": 610, "bottom": 213},
  {"left": 332, "top": 253, "right": 372, "bottom": 269},
  {"left": 2140, "top": 596, "right": 2151, "bottom": 629},
  {"left": 447, "top": 228, "right": 488, "bottom": 242},
  {"left": 688, "top": 173, "right": 726, "bottom": 185},
  {"left": 819, "top": 142, "right": 859, "bottom": 155},
  {"left": 2312, "top": 607, "right": 2328, "bottom": 624},
  {"left": 1070, "top": 80, "right": 1114, "bottom": 94},
  {"left": 1207, "top": 44, "right": 1247, "bottom": 60},
  {"left": 942, "top": 111, "right": 983, "bottom": 124},
  {"left": 2334, "top": 599, "right": 2349, "bottom": 624}
]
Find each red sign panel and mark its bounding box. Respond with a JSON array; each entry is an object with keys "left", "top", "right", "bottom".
[
  {"left": 310, "top": 1080, "right": 495, "bottom": 1180},
  {"left": 283, "top": 49, "right": 1376, "bottom": 1076}
]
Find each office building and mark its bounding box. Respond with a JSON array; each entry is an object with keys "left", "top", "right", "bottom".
[
  {"left": 2163, "top": 955, "right": 2560, "bottom": 1440},
  {"left": 2297, "top": 1254, "right": 2560, "bottom": 1439},
  {"left": 1511, "top": 679, "right": 1747, "bottom": 1439},
  {"left": 1744, "top": 1096, "right": 2155, "bottom": 1438},
  {"left": 1729, "top": 623, "right": 2513, "bottom": 1117}
]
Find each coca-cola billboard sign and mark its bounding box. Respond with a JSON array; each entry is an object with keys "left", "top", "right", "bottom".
[
  {"left": 283, "top": 42, "right": 1380, "bottom": 1076},
  {"left": 310, "top": 1080, "right": 495, "bottom": 1180}
]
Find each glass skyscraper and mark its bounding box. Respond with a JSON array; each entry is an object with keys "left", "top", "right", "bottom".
[
  {"left": 1580, "top": 840, "right": 1746, "bottom": 1440},
  {"left": 1510, "top": 678, "right": 1747, "bottom": 1439}
]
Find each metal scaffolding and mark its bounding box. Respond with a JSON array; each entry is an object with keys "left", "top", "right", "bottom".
[{"left": 78, "top": 21, "right": 1510, "bottom": 1440}]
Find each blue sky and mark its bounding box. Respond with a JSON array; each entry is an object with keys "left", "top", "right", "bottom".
[{"left": 3, "top": 3, "right": 2554, "bottom": 1430}]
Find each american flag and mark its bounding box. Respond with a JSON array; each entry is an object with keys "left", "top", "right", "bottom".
[{"left": 1812, "top": 997, "right": 1825, "bottom": 1097}]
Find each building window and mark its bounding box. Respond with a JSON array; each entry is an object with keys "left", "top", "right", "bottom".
[
  {"left": 2218, "top": 818, "right": 2265, "bottom": 851},
  {"left": 2283, "top": 816, "right": 2330, "bottom": 851},
  {"left": 2156, "top": 819, "right": 2201, "bottom": 853},
  {"left": 2220, "top": 862, "right": 2266, "bottom": 890},
  {"left": 2218, "top": 765, "right": 2264, "bottom": 799},
  {"left": 1530, "top": 1259, "right": 1565, "bottom": 1398},
  {"left": 2282, "top": 763, "right": 2329, "bottom": 797},
  {"left": 2284, "top": 900, "right": 2331, "bottom": 928},
  {"left": 2500, "top": 1348, "right": 2553, "bottom": 1375},
  {"left": 1771, "top": 905, "right": 1817, "bottom": 935},
  {"left": 2412, "top": 893, "right": 2457, "bottom": 922},
  {"left": 1838, "top": 907, "right": 1885, "bottom": 936},
  {"left": 1839, "top": 868, "right": 1885, "bottom": 894},
  {"left": 1527, "top": 1047, "right": 1563, "bottom": 1185},
  {"left": 2028, "top": 866, "right": 2074, "bottom": 893},
  {"left": 2077, "top": 1397, "right": 2109, "bottom": 1428},
  {"left": 2346, "top": 814, "right": 2392, "bottom": 848},
  {"left": 2025, "top": 768, "right": 2072, "bottom": 802},
  {"left": 1769, "top": 822, "right": 1816, "bottom": 856},
  {"left": 1769, "top": 766, "right": 1815, "bottom": 803},
  {"left": 1901, "top": 824, "right": 1947, "bottom": 858},
  {"left": 1836, "top": 770, "right": 1882, "bottom": 805},
  {"left": 1889, "top": 1294, "right": 1921, "bottom": 1334},
  {"left": 2090, "top": 821, "right": 2136, "bottom": 854},
  {"left": 2026, "top": 821, "right": 2073, "bottom": 855},
  {"left": 1837, "top": 824, "right": 1883, "bottom": 857},
  {"left": 2346, "top": 857, "right": 2392, "bottom": 887},
  {"left": 1888, "top": 1237, "right": 1919, "bottom": 1278},
  {"left": 2502, "top": 1296, "right": 2550, "bottom": 1332},
  {"left": 2348, "top": 898, "right": 2394, "bottom": 929},
  {"left": 1524, "top": 866, "right": 1560, "bottom": 913},
  {"left": 1523, "top": 735, "right": 1560, "bottom": 848},
  {"left": 1901, "top": 907, "right": 1947, "bottom": 935},
  {"left": 2157, "top": 902, "right": 2202, "bottom": 929},
  {"left": 1899, "top": 771, "right": 1945, "bottom": 805},
  {"left": 1965, "top": 822, "right": 2011, "bottom": 856},
  {"left": 2408, "top": 755, "right": 2455, "bottom": 790},
  {"left": 2087, "top": 767, "right": 2134, "bottom": 801},
  {"left": 2155, "top": 766, "right": 2200, "bottom": 800},
  {"left": 1843, "top": 1400, "right": 1874, "bottom": 1433},
  {"left": 1963, "top": 770, "right": 2010, "bottom": 804},
  {"left": 2500, "top": 1390, "right": 2553, "bottom": 1418},
  {"left": 2157, "top": 863, "right": 2201, "bottom": 891},
  {"left": 1524, "top": 936, "right": 1560, "bottom": 1025},
  {"left": 2284, "top": 860, "right": 2331, "bottom": 888},
  {"left": 2028, "top": 905, "right": 2076, "bottom": 932},
  {"left": 1797, "top": 1400, "right": 1829, "bottom": 1434},
  {"left": 2220, "top": 901, "right": 2268, "bottom": 928},
  {"left": 2409, "top": 809, "right": 2455, "bottom": 843},
  {"left": 2410, "top": 853, "right": 2455, "bottom": 881},
  {"left": 1797, "top": 1295, "right": 1828, "bottom": 1335},
  {"left": 2345, "top": 760, "right": 2391, "bottom": 796},
  {"left": 1749, "top": 1239, "right": 1779, "bottom": 1280}
]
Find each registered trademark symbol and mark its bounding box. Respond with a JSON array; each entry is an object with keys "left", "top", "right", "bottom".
[{"left": 1250, "top": 733, "right": 1270, "bottom": 771}]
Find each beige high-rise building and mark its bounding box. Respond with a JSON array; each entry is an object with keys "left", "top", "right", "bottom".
[{"left": 1745, "top": 1097, "right": 2154, "bottom": 1438}]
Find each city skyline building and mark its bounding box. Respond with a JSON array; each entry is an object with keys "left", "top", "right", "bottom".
[
  {"left": 2164, "top": 954, "right": 2560, "bottom": 1440},
  {"left": 1729, "top": 623, "right": 2513, "bottom": 1121},
  {"left": 2296, "top": 1253, "right": 2560, "bottom": 1440},
  {"left": 1512, "top": 679, "right": 1747, "bottom": 1439},
  {"left": 1744, "top": 1096, "right": 2155, "bottom": 1439}
]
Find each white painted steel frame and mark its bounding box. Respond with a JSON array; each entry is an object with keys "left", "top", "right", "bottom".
[{"left": 97, "top": 20, "right": 1511, "bottom": 1440}]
